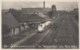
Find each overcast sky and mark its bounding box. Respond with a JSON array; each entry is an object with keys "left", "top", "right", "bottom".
[{"left": 2, "top": 2, "right": 78, "bottom": 10}]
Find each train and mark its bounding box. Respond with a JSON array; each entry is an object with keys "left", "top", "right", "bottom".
[{"left": 37, "top": 20, "right": 52, "bottom": 32}]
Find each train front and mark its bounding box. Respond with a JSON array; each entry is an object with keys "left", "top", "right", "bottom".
[{"left": 37, "top": 21, "right": 52, "bottom": 32}]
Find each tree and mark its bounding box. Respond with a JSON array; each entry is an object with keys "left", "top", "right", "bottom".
[
  {"left": 2, "top": 24, "right": 11, "bottom": 48},
  {"left": 2, "top": 24, "right": 10, "bottom": 35},
  {"left": 47, "top": 5, "right": 57, "bottom": 18}
]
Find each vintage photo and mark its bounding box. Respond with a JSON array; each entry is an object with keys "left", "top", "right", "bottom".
[{"left": 2, "top": 1, "right": 79, "bottom": 49}]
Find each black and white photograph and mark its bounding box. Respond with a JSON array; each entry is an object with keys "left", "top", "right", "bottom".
[{"left": 2, "top": 1, "right": 79, "bottom": 49}]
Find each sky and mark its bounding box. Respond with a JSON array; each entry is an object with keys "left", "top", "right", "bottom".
[{"left": 2, "top": 2, "right": 78, "bottom": 11}]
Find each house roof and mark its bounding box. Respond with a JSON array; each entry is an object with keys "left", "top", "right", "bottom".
[
  {"left": 26, "top": 14, "right": 46, "bottom": 23},
  {"left": 22, "top": 8, "right": 51, "bottom": 14},
  {"left": 20, "top": 13, "right": 51, "bottom": 23},
  {"left": 2, "top": 12, "right": 20, "bottom": 28}
]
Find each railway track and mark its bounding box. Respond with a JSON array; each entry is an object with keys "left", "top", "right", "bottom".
[{"left": 11, "top": 14, "right": 78, "bottom": 49}]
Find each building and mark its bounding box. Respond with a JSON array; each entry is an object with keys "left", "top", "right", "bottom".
[
  {"left": 21, "top": 8, "right": 51, "bottom": 15},
  {"left": 21, "top": 1, "right": 50, "bottom": 15},
  {"left": 2, "top": 11, "right": 20, "bottom": 36},
  {"left": 24, "top": 14, "right": 46, "bottom": 29}
]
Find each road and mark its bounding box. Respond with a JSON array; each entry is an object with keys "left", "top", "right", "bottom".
[{"left": 11, "top": 14, "right": 78, "bottom": 49}]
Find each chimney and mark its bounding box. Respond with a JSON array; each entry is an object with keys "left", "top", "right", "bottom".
[{"left": 43, "top": 1, "right": 45, "bottom": 8}]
